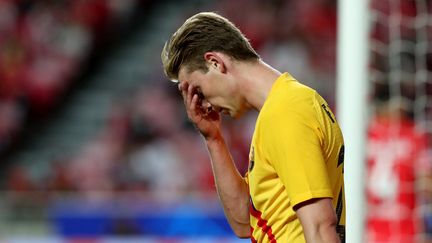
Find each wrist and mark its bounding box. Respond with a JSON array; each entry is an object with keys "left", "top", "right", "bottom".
[{"left": 204, "top": 131, "right": 224, "bottom": 144}]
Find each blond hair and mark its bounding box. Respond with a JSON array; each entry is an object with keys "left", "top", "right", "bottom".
[{"left": 161, "top": 12, "right": 259, "bottom": 81}]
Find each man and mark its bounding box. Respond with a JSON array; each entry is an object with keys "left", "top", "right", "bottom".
[
  {"left": 366, "top": 100, "right": 428, "bottom": 243},
  {"left": 161, "top": 12, "right": 345, "bottom": 243}
]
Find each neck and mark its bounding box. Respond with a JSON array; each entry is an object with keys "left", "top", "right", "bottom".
[{"left": 235, "top": 59, "right": 281, "bottom": 111}]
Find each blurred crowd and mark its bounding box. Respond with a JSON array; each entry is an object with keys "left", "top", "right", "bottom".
[
  {"left": 0, "top": 0, "right": 138, "bottom": 155},
  {"left": 2, "top": 0, "right": 338, "bottom": 198}
]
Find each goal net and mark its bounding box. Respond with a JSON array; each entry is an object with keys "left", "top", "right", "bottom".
[{"left": 367, "top": 0, "right": 432, "bottom": 242}]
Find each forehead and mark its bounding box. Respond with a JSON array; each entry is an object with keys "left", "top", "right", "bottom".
[
  {"left": 178, "top": 66, "right": 204, "bottom": 84},
  {"left": 177, "top": 66, "right": 189, "bottom": 83}
]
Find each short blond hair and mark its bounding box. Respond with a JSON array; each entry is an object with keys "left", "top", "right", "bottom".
[{"left": 161, "top": 12, "right": 259, "bottom": 81}]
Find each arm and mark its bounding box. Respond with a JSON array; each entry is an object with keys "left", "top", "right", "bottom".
[
  {"left": 206, "top": 135, "right": 250, "bottom": 238},
  {"left": 179, "top": 82, "right": 250, "bottom": 238},
  {"left": 295, "top": 198, "right": 340, "bottom": 243}
]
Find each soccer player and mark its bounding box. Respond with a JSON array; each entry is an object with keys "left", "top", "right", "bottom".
[
  {"left": 366, "top": 100, "right": 428, "bottom": 243},
  {"left": 161, "top": 12, "right": 345, "bottom": 243}
]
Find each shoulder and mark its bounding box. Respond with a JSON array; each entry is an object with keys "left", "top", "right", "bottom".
[{"left": 259, "top": 80, "right": 319, "bottom": 124}]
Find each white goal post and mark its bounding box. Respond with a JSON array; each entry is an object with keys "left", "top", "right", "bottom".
[{"left": 337, "top": 0, "right": 370, "bottom": 242}]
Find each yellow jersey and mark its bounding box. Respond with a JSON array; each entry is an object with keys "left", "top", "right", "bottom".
[{"left": 246, "top": 73, "right": 345, "bottom": 242}]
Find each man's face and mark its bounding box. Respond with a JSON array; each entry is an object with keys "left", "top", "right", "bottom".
[{"left": 177, "top": 67, "right": 247, "bottom": 118}]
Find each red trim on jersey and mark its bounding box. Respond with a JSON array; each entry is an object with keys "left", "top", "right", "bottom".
[
  {"left": 250, "top": 198, "right": 277, "bottom": 243},
  {"left": 250, "top": 227, "right": 258, "bottom": 242},
  {"left": 251, "top": 235, "right": 257, "bottom": 242}
]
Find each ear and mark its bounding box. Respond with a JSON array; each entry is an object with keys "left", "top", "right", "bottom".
[{"left": 203, "top": 52, "right": 227, "bottom": 73}]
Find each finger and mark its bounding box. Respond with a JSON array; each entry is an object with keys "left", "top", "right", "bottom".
[
  {"left": 190, "top": 93, "right": 199, "bottom": 115},
  {"left": 180, "top": 82, "right": 188, "bottom": 103},
  {"left": 187, "top": 83, "right": 194, "bottom": 106},
  {"left": 178, "top": 82, "right": 184, "bottom": 91}
]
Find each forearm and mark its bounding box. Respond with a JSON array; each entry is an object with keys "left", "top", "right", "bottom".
[
  {"left": 296, "top": 198, "right": 341, "bottom": 243},
  {"left": 205, "top": 134, "right": 250, "bottom": 238},
  {"left": 304, "top": 224, "right": 340, "bottom": 243}
]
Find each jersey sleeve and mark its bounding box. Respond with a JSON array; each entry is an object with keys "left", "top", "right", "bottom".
[{"left": 260, "top": 104, "right": 333, "bottom": 207}]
